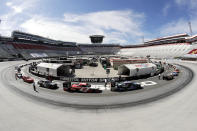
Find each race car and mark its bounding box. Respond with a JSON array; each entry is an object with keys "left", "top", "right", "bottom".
[
  {"left": 174, "top": 68, "right": 180, "bottom": 73},
  {"left": 63, "top": 82, "right": 102, "bottom": 93},
  {"left": 16, "top": 73, "right": 23, "bottom": 79},
  {"left": 37, "top": 80, "right": 58, "bottom": 89},
  {"left": 171, "top": 71, "right": 179, "bottom": 76},
  {"left": 111, "top": 81, "right": 142, "bottom": 92},
  {"left": 162, "top": 73, "right": 174, "bottom": 80},
  {"left": 22, "top": 76, "right": 34, "bottom": 83},
  {"left": 89, "top": 62, "right": 98, "bottom": 67},
  {"left": 79, "top": 87, "right": 102, "bottom": 93},
  {"left": 63, "top": 83, "right": 90, "bottom": 92}
]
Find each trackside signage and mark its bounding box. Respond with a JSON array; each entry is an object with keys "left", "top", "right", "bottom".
[
  {"left": 188, "top": 49, "right": 197, "bottom": 54},
  {"left": 60, "top": 77, "right": 129, "bottom": 82}
]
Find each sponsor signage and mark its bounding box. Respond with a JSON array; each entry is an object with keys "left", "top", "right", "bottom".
[
  {"left": 188, "top": 49, "right": 197, "bottom": 54},
  {"left": 60, "top": 77, "right": 129, "bottom": 82},
  {"left": 30, "top": 68, "right": 132, "bottom": 83},
  {"left": 135, "top": 63, "right": 149, "bottom": 68}
]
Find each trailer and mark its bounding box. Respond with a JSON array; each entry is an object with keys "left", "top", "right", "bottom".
[
  {"left": 37, "top": 63, "right": 71, "bottom": 77},
  {"left": 118, "top": 63, "right": 157, "bottom": 77}
]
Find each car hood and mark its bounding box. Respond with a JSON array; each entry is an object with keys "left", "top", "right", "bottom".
[{"left": 50, "top": 83, "right": 57, "bottom": 85}]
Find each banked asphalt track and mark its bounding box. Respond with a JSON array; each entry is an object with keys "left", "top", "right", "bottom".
[{"left": 0, "top": 60, "right": 197, "bottom": 131}]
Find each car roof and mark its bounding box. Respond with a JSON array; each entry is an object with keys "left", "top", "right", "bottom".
[
  {"left": 72, "top": 84, "right": 80, "bottom": 87},
  {"left": 72, "top": 84, "right": 79, "bottom": 86},
  {"left": 122, "top": 81, "right": 133, "bottom": 84},
  {"left": 79, "top": 83, "right": 88, "bottom": 85},
  {"left": 24, "top": 76, "right": 30, "bottom": 78}
]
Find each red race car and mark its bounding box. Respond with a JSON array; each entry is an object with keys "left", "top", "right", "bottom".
[
  {"left": 68, "top": 83, "right": 91, "bottom": 92},
  {"left": 22, "top": 76, "right": 34, "bottom": 83},
  {"left": 63, "top": 83, "right": 102, "bottom": 93},
  {"left": 174, "top": 68, "right": 180, "bottom": 73}
]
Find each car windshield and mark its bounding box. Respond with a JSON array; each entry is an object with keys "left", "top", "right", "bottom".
[{"left": 45, "top": 81, "right": 51, "bottom": 84}]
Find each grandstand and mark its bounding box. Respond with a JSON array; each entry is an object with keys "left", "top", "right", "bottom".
[
  {"left": 144, "top": 34, "right": 188, "bottom": 45},
  {"left": 1, "top": 30, "right": 197, "bottom": 60},
  {"left": 78, "top": 34, "right": 120, "bottom": 55},
  {"left": 0, "top": 36, "right": 17, "bottom": 60},
  {"left": 119, "top": 33, "right": 197, "bottom": 58},
  {"left": 9, "top": 41, "right": 81, "bottom": 60},
  {"left": 186, "top": 35, "right": 197, "bottom": 44},
  {"left": 0, "top": 31, "right": 82, "bottom": 60},
  {"left": 12, "top": 31, "right": 76, "bottom": 46},
  {"left": 78, "top": 44, "right": 120, "bottom": 55},
  {"left": 0, "top": 31, "right": 120, "bottom": 60}
]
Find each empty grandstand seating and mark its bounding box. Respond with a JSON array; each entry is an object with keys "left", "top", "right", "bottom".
[
  {"left": 3, "top": 41, "right": 82, "bottom": 59},
  {"left": 78, "top": 44, "right": 120, "bottom": 55},
  {"left": 0, "top": 43, "right": 16, "bottom": 59},
  {"left": 1, "top": 31, "right": 197, "bottom": 60}
]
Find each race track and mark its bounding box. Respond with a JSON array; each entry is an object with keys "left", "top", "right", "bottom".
[{"left": 0, "top": 60, "right": 197, "bottom": 131}]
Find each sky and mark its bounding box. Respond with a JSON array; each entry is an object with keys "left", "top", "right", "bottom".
[{"left": 0, "top": 0, "right": 197, "bottom": 45}]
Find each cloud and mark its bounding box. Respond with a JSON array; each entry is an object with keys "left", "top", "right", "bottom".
[
  {"left": 1, "top": 0, "right": 145, "bottom": 44},
  {"left": 20, "top": 10, "right": 145, "bottom": 44},
  {"left": 0, "top": 0, "right": 38, "bottom": 36},
  {"left": 64, "top": 11, "right": 144, "bottom": 35},
  {"left": 159, "top": 0, "right": 197, "bottom": 36},
  {"left": 160, "top": 18, "right": 197, "bottom": 36},
  {"left": 20, "top": 16, "right": 92, "bottom": 43},
  {"left": 5, "top": 0, "right": 37, "bottom": 14},
  {"left": 174, "top": 0, "right": 197, "bottom": 17},
  {"left": 175, "top": 0, "right": 187, "bottom": 5},
  {"left": 175, "top": 0, "right": 197, "bottom": 16},
  {"left": 6, "top": 2, "right": 22, "bottom": 13},
  {"left": 162, "top": 4, "right": 171, "bottom": 16},
  {"left": 175, "top": 0, "right": 197, "bottom": 9}
]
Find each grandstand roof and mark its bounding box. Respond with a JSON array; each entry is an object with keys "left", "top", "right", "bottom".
[
  {"left": 12, "top": 31, "right": 76, "bottom": 46},
  {"left": 0, "top": 36, "right": 13, "bottom": 41},
  {"left": 145, "top": 33, "right": 189, "bottom": 44}
]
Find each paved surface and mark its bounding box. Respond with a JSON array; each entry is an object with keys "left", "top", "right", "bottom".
[
  {"left": 75, "top": 62, "right": 119, "bottom": 78},
  {"left": 6, "top": 61, "right": 191, "bottom": 108},
  {"left": 0, "top": 60, "right": 197, "bottom": 130}
]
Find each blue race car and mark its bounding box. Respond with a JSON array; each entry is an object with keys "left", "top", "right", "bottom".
[{"left": 111, "top": 81, "right": 142, "bottom": 92}]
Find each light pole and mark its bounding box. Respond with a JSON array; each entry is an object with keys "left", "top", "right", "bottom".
[{"left": 188, "top": 21, "right": 193, "bottom": 36}]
